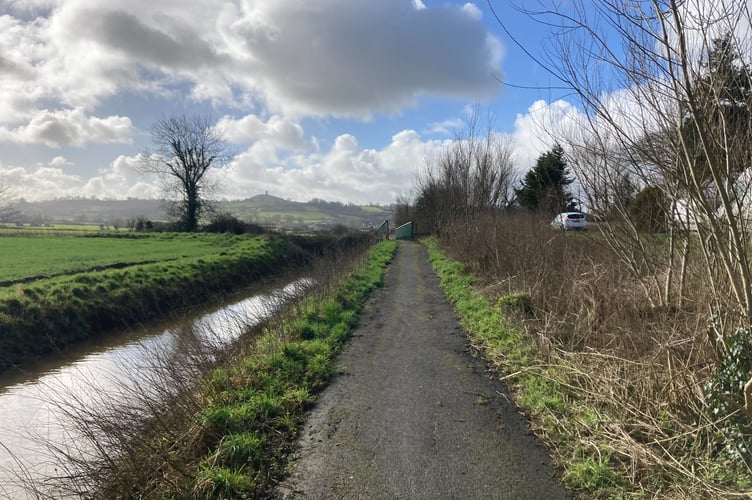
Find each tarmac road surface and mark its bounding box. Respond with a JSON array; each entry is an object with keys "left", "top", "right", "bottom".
[{"left": 276, "top": 241, "right": 570, "bottom": 499}]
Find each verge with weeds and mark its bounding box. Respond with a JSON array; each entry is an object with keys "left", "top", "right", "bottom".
[
  {"left": 57, "top": 240, "right": 397, "bottom": 499},
  {"left": 425, "top": 225, "right": 752, "bottom": 499}
]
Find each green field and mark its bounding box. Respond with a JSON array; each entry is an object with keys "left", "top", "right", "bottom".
[
  {"left": 0, "top": 223, "right": 114, "bottom": 235},
  {"left": 11, "top": 195, "right": 394, "bottom": 229},
  {"left": 0, "top": 233, "right": 237, "bottom": 284},
  {"left": 0, "top": 233, "right": 289, "bottom": 369},
  {"left": 0, "top": 231, "right": 374, "bottom": 370},
  {"left": 222, "top": 195, "right": 392, "bottom": 227}
]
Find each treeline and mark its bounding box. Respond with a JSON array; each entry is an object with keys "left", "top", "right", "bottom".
[{"left": 394, "top": 110, "right": 517, "bottom": 234}]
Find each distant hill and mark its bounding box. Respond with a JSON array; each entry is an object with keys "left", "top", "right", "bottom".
[
  {"left": 221, "top": 195, "right": 392, "bottom": 229},
  {"left": 12, "top": 195, "right": 393, "bottom": 229}
]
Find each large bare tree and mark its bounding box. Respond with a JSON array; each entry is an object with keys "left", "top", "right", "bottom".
[{"left": 143, "top": 115, "right": 235, "bottom": 232}]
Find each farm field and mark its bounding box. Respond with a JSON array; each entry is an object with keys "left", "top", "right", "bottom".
[
  {"left": 0, "top": 233, "right": 237, "bottom": 284},
  {"left": 0, "top": 223, "right": 130, "bottom": 237}
]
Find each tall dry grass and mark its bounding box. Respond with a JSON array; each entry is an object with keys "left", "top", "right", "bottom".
[{"left": 439, "top": 213, "right": 743, "bottom": 496}]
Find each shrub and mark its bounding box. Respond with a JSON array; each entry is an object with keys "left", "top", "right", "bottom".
[
  {"left": 497, "top": 292, "right": 534, "bottom": 316},
  {"left": 203, "top": 213, "right": 264, "bottom": 235},
  {"left": 194, "top": 466, "right": 255, "bottom": 498},
  {"left": 629, "top": 186, "right": 668, "bottom": 233},
  {"left": 214, "top": 432, "right": 264, "bottom": 468},
  {"left": 704, "top": 324, "right": 752, "bottom": 467}
]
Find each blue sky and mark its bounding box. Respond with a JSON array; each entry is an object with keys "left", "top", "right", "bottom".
[{"left": 0, "top": 0, "right": 584, "bottom": 204}]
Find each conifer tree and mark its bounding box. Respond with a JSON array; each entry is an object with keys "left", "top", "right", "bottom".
[{"left": 515, "top": 144, "right": 576, "bottom": 214}]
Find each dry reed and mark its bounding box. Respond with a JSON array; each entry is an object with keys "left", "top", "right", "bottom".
[{"left": 439, "top": 213, "right": 747, "bottom": 497}]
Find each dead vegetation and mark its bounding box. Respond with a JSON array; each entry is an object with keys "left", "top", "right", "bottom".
[{"left": 438, "top": 213, "right": 750, "bottom": 497}]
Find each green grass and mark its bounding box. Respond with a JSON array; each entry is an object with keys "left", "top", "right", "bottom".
[
  {"left": 0, "top": 224, "right": 117, "bottom": 237},
  {"left": 0, "top": 233, "right": 364, "bottom": 370},
  {"left": 221, "top": 195, "right": 392, "bottom": 227},
  {"left": 423, "top": 238, "right": 629, "bottom": 497},
  {"left": 143, "top": 240, "right": 399, "bottom": 498},
  {"left": 252, "top": 210, "right": 331, "bottom": 223},
  {"left": 361, "top": 205, "right": 390, "bottom": 214},
  {"left": 222, "top": 196, "right": 332, "bottom": 224},
  {"left": 0, "top": 223, "right": 106, "bottom": 231},
  {"left": 0, "top": 233, "right": 233, "bottom": 283},
  {"left": 562, "top": 451, "right": 618, "bottom": 491}
]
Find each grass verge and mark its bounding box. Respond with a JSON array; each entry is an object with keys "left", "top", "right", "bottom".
[
  {"left": 427, "top": 213, "right": 752, "bottom": 498},
  {"left": 426, "top": 236, "right": 750, "bottom": 499},
  {"left": 80, "top": 240, "right": 399, "bottom": 498},
  {"left": 424, "top": 238, "right": 626, "bottom": 497}
]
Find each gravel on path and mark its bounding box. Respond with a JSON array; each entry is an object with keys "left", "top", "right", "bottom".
[{"left": 275, "top": 241, "right": 570, "bottom": 499}]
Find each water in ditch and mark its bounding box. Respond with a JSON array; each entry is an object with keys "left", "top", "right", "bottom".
[{"left": 0, "top": 277, "right": 311, "bottom": 499}]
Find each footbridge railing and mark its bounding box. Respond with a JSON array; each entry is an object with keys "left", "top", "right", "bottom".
[{"left": 395, "top": 221, "right": 414, "bottom": 240}]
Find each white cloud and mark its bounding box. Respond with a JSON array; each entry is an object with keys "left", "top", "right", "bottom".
[
  {"left": 217, "top": 129, "right": 442, "bottom": 204},
  {"left": 0, "top": 108, "right": 133, "bottom": 148},
  {"left": 512, "top": 99, "right": 585, "bottom": 169},
  {"left": 49, "top": 155, "right": 72, "bottom": 167},
  {"left": 226, "top": 0, "right": 503, "bottom": 117},
  {"left": 0, "top": 1, "right": 514, "bottom": 205},
  {"left": 0, "top": 104, "right": 591, "bottom": 206},
  {"left": 461, "top": 3, "right": 483, "bottom": 21},
  {"left": 215, "top": 114, "right": 316, "bottom": 151},
  {"left": 81, "top": 155, "right": 160, "bottom": 199},
  {"left": 0, "top": 0, "right": 504, "bottom": 131},
  {"left": 0, "top": 130, "right": 434, "bottom": 204},
  {"left": 0, "top": 154, "right": 156, "bottom": 201},
  {"left": 426, "top": 118, "right": 465, "bottom": 136},
  {"left": 0, "top": 165, "right": 82, "bottom": 200}
]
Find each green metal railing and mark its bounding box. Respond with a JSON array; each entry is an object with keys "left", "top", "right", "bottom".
[
  {"left": 376, "top": 220, "right": 389, "bottom": 240},
  {"left": 395, "top": 221, "right": 414, "bottom": 240}
]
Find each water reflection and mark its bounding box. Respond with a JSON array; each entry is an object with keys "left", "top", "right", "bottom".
[{"left": 0, "top": 278, "right": 311, "bottom": 499}]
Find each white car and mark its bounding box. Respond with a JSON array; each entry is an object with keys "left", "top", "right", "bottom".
[{"left": 551, "top": 212, "right": 587, "bottom": 231}]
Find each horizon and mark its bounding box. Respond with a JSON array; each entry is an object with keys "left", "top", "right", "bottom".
[{"left": 12, "top": 192, "right": 397, "bottom": 207}]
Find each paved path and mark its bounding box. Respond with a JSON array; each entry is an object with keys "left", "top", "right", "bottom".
[{"left": 276, "top": 241, "right": 569, "bottom": 499}]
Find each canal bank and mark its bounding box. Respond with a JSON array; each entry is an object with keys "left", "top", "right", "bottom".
[
  {"left": 0, "top": 275, "right": 311, "bottom": 498},
  {"left": 3, "top": 240, "right": 397, "bottom": 498},
  {"left": 0, "top": 232, "right": 369, "bottom": 372}
]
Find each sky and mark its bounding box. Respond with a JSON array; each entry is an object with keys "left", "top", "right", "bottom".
[{"left": 0, "top": 0, "right": 582, "bottom": 205}]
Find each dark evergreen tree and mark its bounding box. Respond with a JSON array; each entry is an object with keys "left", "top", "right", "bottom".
[
  {"left": 515, "top": 144, "right": 576, "bottom": 214},
  {"left": 680, "top": 33, "right": 752, "bottom": 184}
]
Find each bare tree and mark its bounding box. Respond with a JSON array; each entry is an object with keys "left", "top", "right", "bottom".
[
  {"left": 142, "top": 115, "right": 235, "bottom": 232},
  {"left": 499, "top": 1, "right": 752, "bottom": 324},
  {"left": 414, "top": 107, "right": 517, "bottom": 234},
  {"left": 496, "top": 1, "right": 752, "bottom": 467},
  {"left": 393, "top": 192, "right": 414, "bottom": 228}
]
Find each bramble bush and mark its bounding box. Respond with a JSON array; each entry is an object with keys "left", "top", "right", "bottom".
[{"left": 704, "top": 322, "right": 752, "bottom": 467}]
